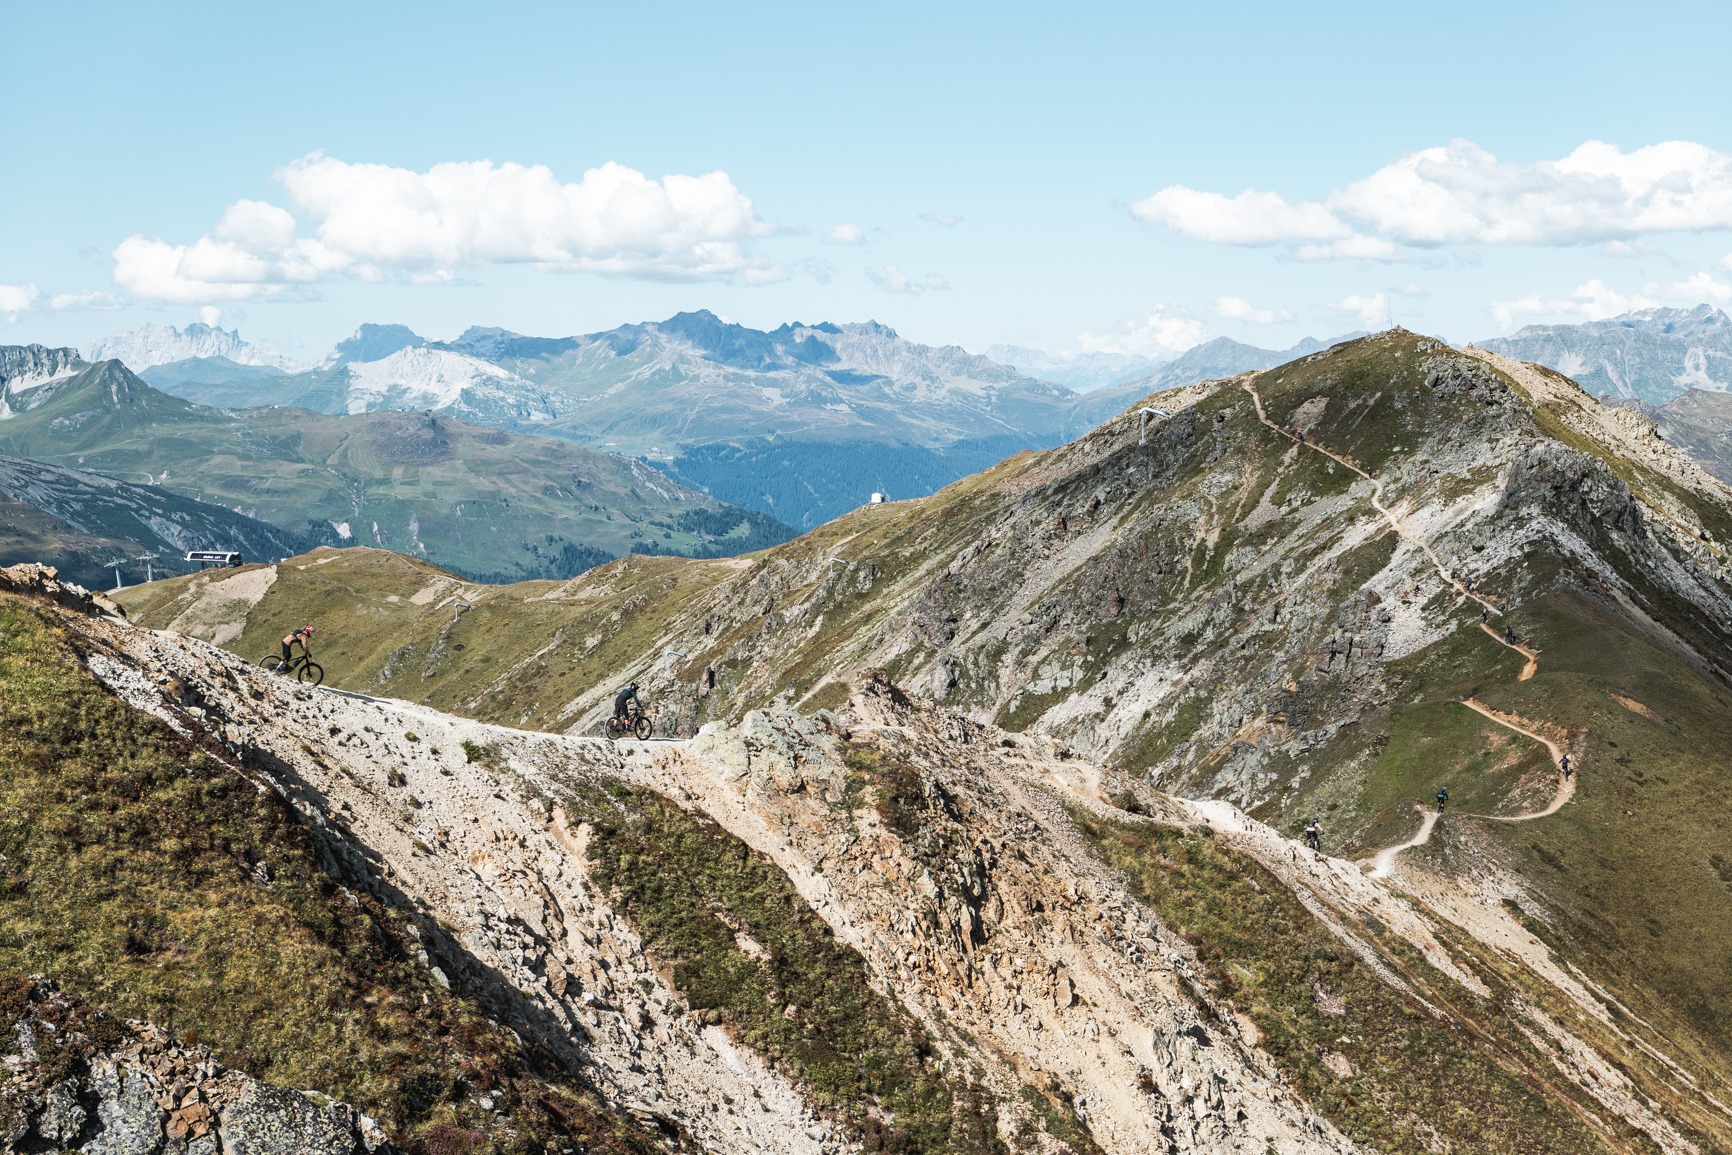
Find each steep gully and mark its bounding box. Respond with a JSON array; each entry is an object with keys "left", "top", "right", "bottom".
[{"left": 1239, "top": 380, "right": 1578, "bottom": 876}]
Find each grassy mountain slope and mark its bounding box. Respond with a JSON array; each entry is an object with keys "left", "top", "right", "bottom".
[
  {"left": 0, "top": 453, "right": 313, "bottom": 588},
  {"left": 0, "top": 358, "right": 790, "bottom": 582},
  {"left": 0, "top": 583, "right": 657, "bottom": 1153},
  {"left": 78, "top": 572, "right": 1711, "bottom": 1151},
  {"left": 122, "top": 331, "right": 1732, "bottom": 1141}
]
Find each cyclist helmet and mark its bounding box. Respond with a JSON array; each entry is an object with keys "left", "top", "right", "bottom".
[
  {"left": 303, "top": 625, "right": 315, "bottom": 634},
  {"left": 628, "top": 681, "right": 638, "bottom": 691}
]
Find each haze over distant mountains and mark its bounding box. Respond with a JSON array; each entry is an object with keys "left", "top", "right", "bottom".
[
  {"left": 0, "top": 345, "right": 790, "bottom": 584},
  {"left": 87, "top": 321, "right": 306, "bottom": 374},
  {"left": 983, "top": 344, "right": 1167, "bottom": 391},
  {"left": 1481, "top": 304, "right": 1732, "bottom": 404},
  {"left": 103, "top": 313, "right": 1361, "bottom": 526}
]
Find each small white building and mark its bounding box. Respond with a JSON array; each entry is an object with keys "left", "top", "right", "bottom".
[{"left": 869, "top": 492, "right": 886, "bottom": 504}]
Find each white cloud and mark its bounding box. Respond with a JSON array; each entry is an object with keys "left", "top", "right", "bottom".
[
  {"left": 1333, "top": 292, "right": 1391, "bottom": 329},
  {"left": 1602, "top": 239, "right": 1662, "bottom": 257},
  {"left": 1214, "top": 295, "right": 1293, "bottom": 324},
  {"left": 1135, "top": 139, "right": 1732, "bottom": 258},
  {"left": 919, "top": 212, "right": 961, "bottom": 227},
  {"left": 49, "top": 290, "right": 126, "bottom": 311},
  {"left": 0, "top": 283, "right": 40, "bottom": 322},
  {"left": 1669, "top": 271, "right": 1732, "bottom": 303},
  {"left": 1132, "top": 188, "right": 1347, "bottom": 245},
  {"left": 114, "top": 154, "right": 778, "bottom": 302},
  {"left": 1078, "top": 306, "right": 1206, "bottom": 357},
  {"left": 200, "top": 305, "right": 224, "bottom": 326},
  {"left": 1490, "top": 279, "right": 1658, "bottom": 330},
  {"left": 1293, "top": 236, "right": 1403, "bottom": 262},
  {"left": 825, "top": 223, "right": 864, "bottom": 246},
  {"left": 867, "top": 265, "right": 949, "bottom": 294}
]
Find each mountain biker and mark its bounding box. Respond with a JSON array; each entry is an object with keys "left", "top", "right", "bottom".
[
  {"left": 281, "top": 625, "right": 315, "bottom": 669},
  {"left": 1559, "top": 753, "right": 1572, "bottom": 778},
  {"left": 613, "top": 681, "right": 642, "bottom": 722},
  {"left": 1304, "top": 818, "right": 1322, "bottom": 853},
  {"left": 1436, "top": 786, "right": 1449, "bottom": 813}
]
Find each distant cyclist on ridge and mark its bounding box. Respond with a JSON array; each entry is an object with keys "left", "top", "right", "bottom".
[
  {"left": 281, "top": 624, "right": 315, "bottom": 670},
  {"left": 614, "top": 681, "right": 642, "bottom": 724}
]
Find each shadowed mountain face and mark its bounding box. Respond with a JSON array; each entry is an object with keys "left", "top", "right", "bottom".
[
  {"left": 0, "top": 454, "right": 313, "bottom": 588},
  {"left": 0, "top": 352, "right": 791, "bottom": 583},
  {"left": 123, "top": 332, "right": 1732, "bottom": 1151}
]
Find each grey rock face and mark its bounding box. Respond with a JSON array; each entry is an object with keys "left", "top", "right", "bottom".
[
  {"left": 0, "top": 344, "right": 83, "bottom": 388},
  {"left": 83, "top": 1059, "right": 165, "bottom": 1155},
  {"left": 215, "top": 1082, "right": 372, "bottom": 1155},
  {"left": 0, "top": 979, "right": 390, "bottom": 1155},
  {"left": 1481, "top": 304, "right": 1732, "bottom": 403}
]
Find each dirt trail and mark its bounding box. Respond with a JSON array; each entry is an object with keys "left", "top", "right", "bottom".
[
  {"left": 1241, "top": 381, "right": 1500, "bottom": 617},
  {"left": 1460, "top": 698, "right": 1577, "bottom": 820},
  {"left": 1239, "top": 380, "right": 1581, "bottom": 872},
  {"left": 1480, "top": 620, "right": 1539, "bottom": 680},
  {"left": 1367, "top": 805, "right": 1439, "bottom": 879}
]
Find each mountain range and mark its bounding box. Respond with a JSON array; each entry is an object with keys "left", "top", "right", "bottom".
[
  {"left": 117, "top": 314, "right": 1364, "bottom": 528},
  {"left": 1481, "top": 303, "right": 1732, "bottom": 403},
  {"left": 87, "top": 321, "right": 305, "bottom": 373},
  {"left": 105, "top": 329, "right": 1732, "bottom": 1153},
  {"left": 983, "top": 344, "right": 1167, "bottom": 391},
  {"left": 0, "top": 348, "right": 791, "bottom": 584},
  {"left": 0, "top": 453, "right": 312, "bottom": 589}
]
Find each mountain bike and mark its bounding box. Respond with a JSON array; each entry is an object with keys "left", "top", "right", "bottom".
[
  {"left": 259, "top": 651, "right": 325, "bottom": 686},
  {"left": 606, "top": 705, "right": 653, "bottom": 741}
]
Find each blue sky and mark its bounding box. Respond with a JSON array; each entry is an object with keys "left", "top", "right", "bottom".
[{"left": 5, "top": 0, "right": 1732, "bottom": 364}]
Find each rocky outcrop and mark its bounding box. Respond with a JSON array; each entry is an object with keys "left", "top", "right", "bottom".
[
  {"left": 0, "top": 979, "right": 390, "bottom": 1155},
  {"left": 0, "top": 345, "right": 82, "bottom": 388},
  {"left": 0, "top": 562, "right": 128, "bottom": 619}
]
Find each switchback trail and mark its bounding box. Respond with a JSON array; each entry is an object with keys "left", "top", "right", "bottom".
[
  {"left": 1241, "top": 380, "right": 1500, "bottom": 618},
  {"left": 1238, "top": 380, "right": 1581, "bottom": 874},
  {"left": 1367, "top": 806, "right": 1440, "bottom": 879},
  {"left": 1459, "top": 698, "right": 1577, "bottom": 820},
  {"left": 1480, "top": 620, "right": 1539, "bottom": 681}
]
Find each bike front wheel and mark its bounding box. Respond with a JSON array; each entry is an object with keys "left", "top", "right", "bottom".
[
  {"left": 633, "top": 715, "right": 653, "bottom": 740},
  {"left": 297, "top": 661, "right": 325, "bottom": 687}
]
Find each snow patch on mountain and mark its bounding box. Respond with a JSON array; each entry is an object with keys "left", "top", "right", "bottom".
[
  {"left": 0, "top": 345, "right": 89, "bottom": 420},
  {"left": 89, "top": 323, "right": 305, "bottom": 373},
  {"left": 1482, "top": 306, "right": 1732, "bottom": 404},
  {"left": 343, "top": 347, "right": 564, "bottom": 421}
]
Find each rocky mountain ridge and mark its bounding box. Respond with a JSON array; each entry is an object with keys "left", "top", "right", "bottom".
[
  {"left": 1481, "top": 304, "right": 1732, "bottom": 403},
  {"left": 1068, "top": 334, "right": 1357, "bottom": 429},
  {"left": 11, "top": 543, "right": 1714, "bottom": 1152},
  {"left": 88, "top": 322, "right": 304, "bottom": 374},
  {"left": 119, "top": 332, "right": 1732, "bottom": 1153},
  {"left": 0, "top": 352, "right": 791, "bottom": 583}
]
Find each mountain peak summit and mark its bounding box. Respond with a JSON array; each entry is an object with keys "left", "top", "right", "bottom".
[{"left": 87, "top": 322, "right": 304, "bottom": 374}]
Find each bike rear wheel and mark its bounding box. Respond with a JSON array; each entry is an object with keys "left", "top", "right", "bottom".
[
  {"left": 633, "top": 714, "right": 653, "bottom": 740},
  {"left": 605, "top": 718, "right": 624, "bottom": 741},
  {"left": 258, "top": 655, "right": 285, "bottom": 672},
  {"left": 297, "top": 661, "right": 325, "bottom": 687}
]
